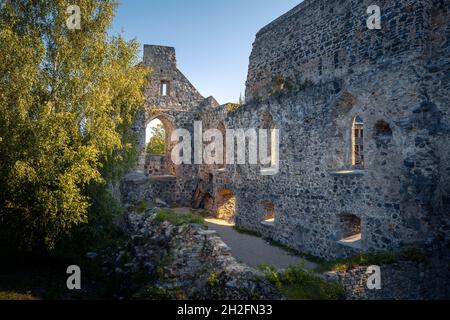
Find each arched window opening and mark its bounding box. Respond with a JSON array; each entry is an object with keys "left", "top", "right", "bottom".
[
  {"left": 352, "top": 116, "right": 364, "bottom": 168},
  {"left": 146, "top": 118, "right": 166, "bottom": 155},
  {"left": 144, "top": 115, "right": 176, "bottom": 176}
]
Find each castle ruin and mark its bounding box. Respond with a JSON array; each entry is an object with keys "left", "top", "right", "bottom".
[{"left": 133, "top": 0, "right": 449, "bottom": 260}]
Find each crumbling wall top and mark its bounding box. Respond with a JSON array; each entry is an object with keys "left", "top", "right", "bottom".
[{"left": 144, "top": 45, "right": 177, "bottom": 72}]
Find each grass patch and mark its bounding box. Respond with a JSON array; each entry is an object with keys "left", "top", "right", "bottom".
[
  {"left": 155, "top": 209, "right": 205, "bottom": 226},
  {"left": 315, "top": 247, "right": 427, "bottom": 273},
  {"left": 258, "top": 263, "right": 344, "bottom": 300},
  {"left": 260, "top": 238, "right": 426, "bottom": 274}
]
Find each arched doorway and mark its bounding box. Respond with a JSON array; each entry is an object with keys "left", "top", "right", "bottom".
[
  {"left": 215, "top": 189, "right": 236, "bottom": 224},
  {"left": 143, "top": 114, "right": 176, "bottom": 176},
  {"left": 146, "top": 118, "right": 165, "bottom": 156}
]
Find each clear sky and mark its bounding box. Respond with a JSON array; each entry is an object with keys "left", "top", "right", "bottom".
[{"left": 111, "top": 0, "right": 302, "bottom": 104}]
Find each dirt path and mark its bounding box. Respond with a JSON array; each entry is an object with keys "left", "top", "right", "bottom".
[
  {"left": 171, "top": 208, "right": 317, "bottom": 270},
  {"left": 204, "top": 218, "right": 317, "bottom": 270}
]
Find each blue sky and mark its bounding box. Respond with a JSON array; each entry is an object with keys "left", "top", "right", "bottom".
[{"left": 111, "top": 0, "right": 302, "bottom": 104}]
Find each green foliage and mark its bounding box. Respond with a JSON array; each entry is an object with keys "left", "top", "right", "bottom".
[
  {"left": 0, "top": 0, "right": 150, "bottom": 251},
  {"left": 146, "top": 123, "right": 165, "bottom": 155},
  {"left": 257, "top": 264, "right": 282, "bottom": 289},
  {"left": 134, "top": 199, "right": 149, "bottom": 214},
  {"left": 258, "top": 263, "right": 345, "bottom": 300},
  {"left": 225, "top": 103, "right": 241, "bottom": 113},
  {"left": 100, "top": 123, "right": 140, "bottom": 184},
  {"left": 54, "top": 183, "right": 126, "bottom": 258},
  {"left": 269, "top": 77, "right": 314, "bottom": 98},
  {"left": 208, "top": 271, "right": 220, "bottom": 287},
  {"left": 251, "top": 93, "right": 263, "bottom": 104},
  {"left": 314, "top": 247, "right": 427, "bottom": 273},
  {"left": 238, "top": 93, "right": 245, "bottom": 106},
  {"left": 155, "top": 209, "right": 205, "bottom": 226}
]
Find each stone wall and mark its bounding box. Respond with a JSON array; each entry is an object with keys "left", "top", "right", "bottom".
[
  {"left": 145, "top": 155, "right": 166, "bottom": 176},
  {"left": 190, "top": 0, "right": 449, "bottom": 260},
  {"left": 120, "top": 210, "right": 282, "bottom": 300},
  {"left": 245, "top": 0, "right": 434, "bottom": 101},
  {"left": 132, "top": 0, "right": 450, "bottom": 262},
  {"left": 324, "top": 243, "right": 450, "bottom": 299},
  {"left": 133, "top": 45, "right": 217, "bottom": 206}
]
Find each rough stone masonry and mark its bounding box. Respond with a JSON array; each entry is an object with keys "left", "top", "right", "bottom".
[{"left": 130, "top": 0, "right": 450, "bottom": 264}]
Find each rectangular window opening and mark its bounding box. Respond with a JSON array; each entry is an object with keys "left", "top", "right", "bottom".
[{"left": 160, "top": 81, "right": 169, "bottom": 96}]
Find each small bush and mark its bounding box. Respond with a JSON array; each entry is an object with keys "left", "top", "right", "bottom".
[
  {"left": 135, "top": 199, "right": 149, "bottom": 214},
  {"left": 208, "top": 271, "right": 220, "bottom": 287},
  {"left": 258, "top": 263, "right": 344, "bottom": 300},
  {"left": 225, "top": 103, "right": 241, "bottom": 113},
  {"left": 155, "top": 209, "right": 204, "bottom": 226},
  {"left": 252, "top": 94, "right": 263, "bottom": 104},
  {"left": 258, "top": 264, "right": 282, "bottom": 289},
  {"left": 269, "top": 77, "right": 314, "bottom": 98}
]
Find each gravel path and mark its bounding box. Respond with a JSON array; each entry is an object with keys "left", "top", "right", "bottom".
[{"left": 204, "top": 218, "right": 317, "bottom": 270}]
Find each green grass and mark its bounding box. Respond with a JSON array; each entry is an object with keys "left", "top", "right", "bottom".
[
  {"left": 155, "top": 209, "right": 205, "bottom": 226},
  {"left": 257, "top": 236, "right": 427, "bottom": 274},
  {"left": 314, "top": 247, "right": 427, "bottom": 273},
  {"left": 258, "top": 263, "right": 345, "bottom": 300}
]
